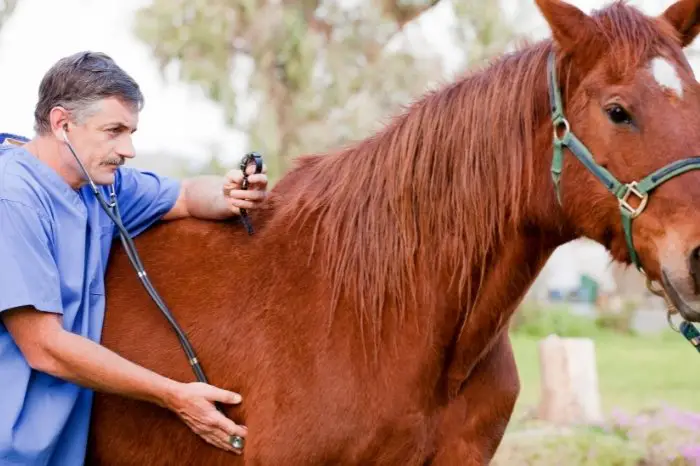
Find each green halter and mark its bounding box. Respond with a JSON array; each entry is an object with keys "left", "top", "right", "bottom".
[
  {"left": 546, "top": 51, "right": 700, "bottom": 353},
  {"left": 547, "top": 51, "right": 700, "bottom": 270}
]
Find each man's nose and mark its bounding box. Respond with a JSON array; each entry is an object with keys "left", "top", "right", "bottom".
[{"left": 117, "top": 137, "right": 135, "bottom": 159}]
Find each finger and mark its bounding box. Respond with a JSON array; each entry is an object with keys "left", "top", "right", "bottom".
[
  {"left": 224, "top": 170, "right": 244, "bottom": 185},
  {"left": 202, "top": 385, "right": 242, "bottom": 404},
  {"left": 245, "top": 174, "right": 268, "bottom": 186},
  {"left": 222, "top": 430, "right": 247, "bottom": 455},
  {"left": 229, "top": 198, "right": 265, "bottom": 210},
  {"left": 246, "top": 183, "right": 268, "bottom": 195},
  {"left": 244, "top": 161, "right": 267, "bottom": 176},
  {"left": 179, "top": 410, "right": 238, "bottom": 454},
  {"left": 224, "top": 436, "right": 244, "bottom": 456},
  {"left": 215, "top": 414, "right": 248, "bottom": 439},
  {"left": 227, "top": 189, "right": 267, "bottom": 201},
  {"left": 204, "top": 423, "right": 243, "bottom": 455},
  {"left": 204, "top": 433, "right": 237, "bottom": 453},
  {"left": 229, "top": 199, "right": 260, "bottom": 210},
  {"left": 225, "top": 174, "right": 267, "bottom": 192}
]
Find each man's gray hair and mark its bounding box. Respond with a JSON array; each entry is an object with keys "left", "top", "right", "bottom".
[{"left": 34, "top": 51, "right": 144, "bottom": 134}]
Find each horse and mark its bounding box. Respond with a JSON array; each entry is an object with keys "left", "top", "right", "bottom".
[{"left": 86, "top": 0, "right": 700, "bottom": 464}]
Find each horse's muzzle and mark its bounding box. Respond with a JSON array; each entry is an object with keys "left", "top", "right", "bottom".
[{"left": 662, "top": 269, "right": 700, "bottom": 323}]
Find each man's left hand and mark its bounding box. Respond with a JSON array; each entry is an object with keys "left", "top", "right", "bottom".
[{"left": 222, "top": 163, "right": 269, "bottom": 215}]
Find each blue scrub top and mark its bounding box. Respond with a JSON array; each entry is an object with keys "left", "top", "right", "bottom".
[{"left": 0, "top": 142, "right": 181, "bottom": 465}]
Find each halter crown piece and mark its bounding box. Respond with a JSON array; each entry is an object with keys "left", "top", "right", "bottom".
[{"left": 546, "top": 51, "right": 700, "bottom": 352}]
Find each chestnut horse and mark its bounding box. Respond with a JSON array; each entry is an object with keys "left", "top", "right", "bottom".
[{"left": 87, "top": 0, "right": 700, "bottom": 464}]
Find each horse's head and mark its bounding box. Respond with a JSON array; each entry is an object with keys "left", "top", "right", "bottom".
[{"left": 536, "top": 0, "right": 700, "bottom": 322}]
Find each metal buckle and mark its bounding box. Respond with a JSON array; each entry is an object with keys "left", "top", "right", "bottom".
[
  {"left": 553, "top": 117, "right": 570, "bottom": 143},
  {"left": 618, "top": 181, "right": 648, "bottom": 218}
]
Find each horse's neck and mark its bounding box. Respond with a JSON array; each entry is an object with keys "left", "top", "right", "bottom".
[
  {"left": 433, "top": 120, "right": 574, "bottom": 373},
  {"left": 261, "top": 50, "right": 574, "bottom": 356}
]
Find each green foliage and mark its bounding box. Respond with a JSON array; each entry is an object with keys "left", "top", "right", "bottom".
[
  {"left": 493, "top": 426, "right": 645, "bottom": 466},
  {"left": 595, "top": 300, "right": 638, "bottom": 336},
  {"left": 501, "top": 332, "right": 700, "bottom": 465},
  {"left": 511, "top": 302, "right": 607, "bottom": 338},
  {"left": 510, "top": 331, "right": 700, "bottom": 421},
  {"left": 511, "top": 299, "right": 645, "bottom": 339},
  {"left": 493, "top": 407, "right": 700, "bottom": 466},
  {"left": 504, "top": 295, "right": 700, "bottom": 465}
]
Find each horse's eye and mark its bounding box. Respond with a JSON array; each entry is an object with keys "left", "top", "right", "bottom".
[{"left": 606, "top": 104, "right": 633, "bottom": 125}]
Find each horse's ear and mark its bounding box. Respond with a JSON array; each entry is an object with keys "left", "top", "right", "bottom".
[
  {"left": 535, "top": 0, "right": 599, "bottom": 53},
  {"left": 661, "top": 0, "right": 700, "bottom": 47}
]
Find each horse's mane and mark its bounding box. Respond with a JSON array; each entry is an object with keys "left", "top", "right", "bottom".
[
  {"left": 271, "top": 42, "right": 551, "bottom": 343},
  {"left": 268, "top": 1, "right": 679, "bottom": 345}
]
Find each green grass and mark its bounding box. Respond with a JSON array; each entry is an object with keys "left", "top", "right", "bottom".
[
  {"left": 489, "top": 328, "right": 700, "bottom": 464},
  {"left": 509, "top": 330, "right": 700, "bottom": 419}
]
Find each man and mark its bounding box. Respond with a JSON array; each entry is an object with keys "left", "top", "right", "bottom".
[{"left": 0, "top": 51, "right": 268, "bottom": 464}]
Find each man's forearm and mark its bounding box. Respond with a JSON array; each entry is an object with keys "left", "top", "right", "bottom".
[
  {"left": 181, "top": 176, "right": 234, "bottom": 220},
  {"left": 3, "top": 306, "right": 246, "bottom": 453},
  {"left": 43, "top": 329, "right": 180, "bottom": 409}
]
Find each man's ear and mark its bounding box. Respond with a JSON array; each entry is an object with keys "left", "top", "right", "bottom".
[
  {"left": 661, "top": 0, "right": 700, "bottom": 48},
  {"left": 48, "top": 106, "right": 70, "bottom": 141}
]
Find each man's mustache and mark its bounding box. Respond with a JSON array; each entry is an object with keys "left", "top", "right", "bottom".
[{"left": 102, "top": 157, "right": 125, "bottom": 166}]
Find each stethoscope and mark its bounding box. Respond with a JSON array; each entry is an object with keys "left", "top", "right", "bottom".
[
  {"left": 62, "top": 127, "right": 250, "bottom": 451},
  {"left": 62, "top": 128, "right": 119, "bottom": 216}
]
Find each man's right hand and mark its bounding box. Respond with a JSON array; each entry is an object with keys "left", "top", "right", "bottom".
[
  {"left": 165, "top": 382, "right": 248, "bottom": 454},
  {"left": 2, "top": 307, "right": 248, "bottom": 456}
]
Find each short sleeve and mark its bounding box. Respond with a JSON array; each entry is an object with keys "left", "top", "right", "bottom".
[
  {"left": 113, "top": 167, "right": 181, "bottom": 238},
  {"left": 0, "top": 199, "right": 63, "bottom": 314}
]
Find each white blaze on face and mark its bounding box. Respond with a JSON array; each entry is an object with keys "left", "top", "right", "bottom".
[{"left": 651, "top": 57, "right": 684, "bottom": 99}]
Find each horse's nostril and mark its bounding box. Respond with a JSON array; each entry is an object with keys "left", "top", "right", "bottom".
[
  {"left": 689, "top": 245, "right": 700, "bottom": 294},
  {"left": 691, "top": 246, "right": 700, "bottom": 265}
]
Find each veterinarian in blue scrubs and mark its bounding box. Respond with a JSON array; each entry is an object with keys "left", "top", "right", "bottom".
[{"left": 0, "top": 51, "right": 267, "bottom": 465}]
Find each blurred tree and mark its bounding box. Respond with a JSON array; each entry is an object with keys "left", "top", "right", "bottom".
[
  {"left": 134, "top": 0, "right": 517, "bottom": 180},
  {"left": 453, "top": 0, "right": 520, "bottom": 67},
  {"left": 0, "top": 0, "right": 19, "bottom": 33}
]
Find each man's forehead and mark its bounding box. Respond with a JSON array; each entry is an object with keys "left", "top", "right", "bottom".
[{"left": 91, "top": 97, "right": 139, "bottom": 129}]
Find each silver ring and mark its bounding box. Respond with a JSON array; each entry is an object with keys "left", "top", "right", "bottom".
[{"left": 230, "top": 435, "right": 245, "bottom": 450}]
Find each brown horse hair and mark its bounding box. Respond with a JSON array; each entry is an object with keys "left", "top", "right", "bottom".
[{"left": 267, "top": 1, "right": 680, "bottom": 354}]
